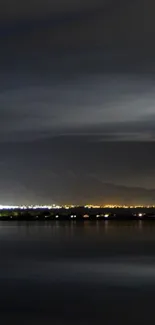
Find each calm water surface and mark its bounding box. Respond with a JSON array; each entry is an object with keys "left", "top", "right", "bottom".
[{"left": 1, "top": 220, "right": 155, "bottom": 324}]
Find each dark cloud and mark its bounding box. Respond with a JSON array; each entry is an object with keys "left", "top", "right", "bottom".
[
  {"left": 0, "top": 0, "right": 107, "bottom": 19},
  {"left": 0, "top": 73, "right": 155, "bottom": 142},
  {"left": 0, "top": 0, "right": 155, "bottom": 204},
  {"left": 0, "top": 138, "right": 155, "bottom": 205}
]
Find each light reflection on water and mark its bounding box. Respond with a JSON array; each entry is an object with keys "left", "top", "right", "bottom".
[
  {"left": 0, "top": 221, "right": 155, "bottom": 324},
  {"left": 0, "top": 219, "right": 154, "bottom": 240}
]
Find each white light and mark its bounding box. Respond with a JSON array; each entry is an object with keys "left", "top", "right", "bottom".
[
  {"left": 138, "top": 213, "right": 143, "bottom": 217},
  {"left": 83, "top": 214, "right": 89, "bottom": 218},
  {"left": 74, "top": 215, "right": 76, "bottom": 218},
  {"left": 70, "top": 215, "right": 74, "bottom": 219},
  {"left": 104, "top": 214, "right": 109, "bottom": 218},
  {"left": 55, "top": 215, "right": 59, "bottom": 219},
  {"left": 96, "top": 215, "right": 100, "bottom": 218}
]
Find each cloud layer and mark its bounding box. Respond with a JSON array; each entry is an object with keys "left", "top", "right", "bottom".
[{"left": 0, "top": 0, "right": 155, "bottom": 203}]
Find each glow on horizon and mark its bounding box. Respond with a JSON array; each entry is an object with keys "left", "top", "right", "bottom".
[
  {"left": 0, "top": 204, "right": 62, "bottom": 210},
  {"left": 0, "top": 204, "right": 154, "bottom": 210}
]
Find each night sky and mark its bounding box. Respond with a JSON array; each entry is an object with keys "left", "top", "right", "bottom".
[{"left": 1, "top": 0, "right": 155, "bottom": 205}]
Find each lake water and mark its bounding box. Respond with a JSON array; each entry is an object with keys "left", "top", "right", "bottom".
[{"left": 1, "top": 220, "right": 155, "bottom": 324}]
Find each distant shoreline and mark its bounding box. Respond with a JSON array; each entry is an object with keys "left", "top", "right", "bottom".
[{"left": 0, "top": 207, "right": 155, "bottom": 221}]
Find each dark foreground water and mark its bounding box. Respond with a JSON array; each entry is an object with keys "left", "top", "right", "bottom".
[{"left": 1, "top": 220, "right": 155, "bottom": 324}]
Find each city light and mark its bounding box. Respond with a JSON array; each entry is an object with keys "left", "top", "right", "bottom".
[
  {"left": 0, "top": 204, "right": 154, "bottom": 210},
  {"left": 83, "top": 214, "right": 89, "bottom": 219}
]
